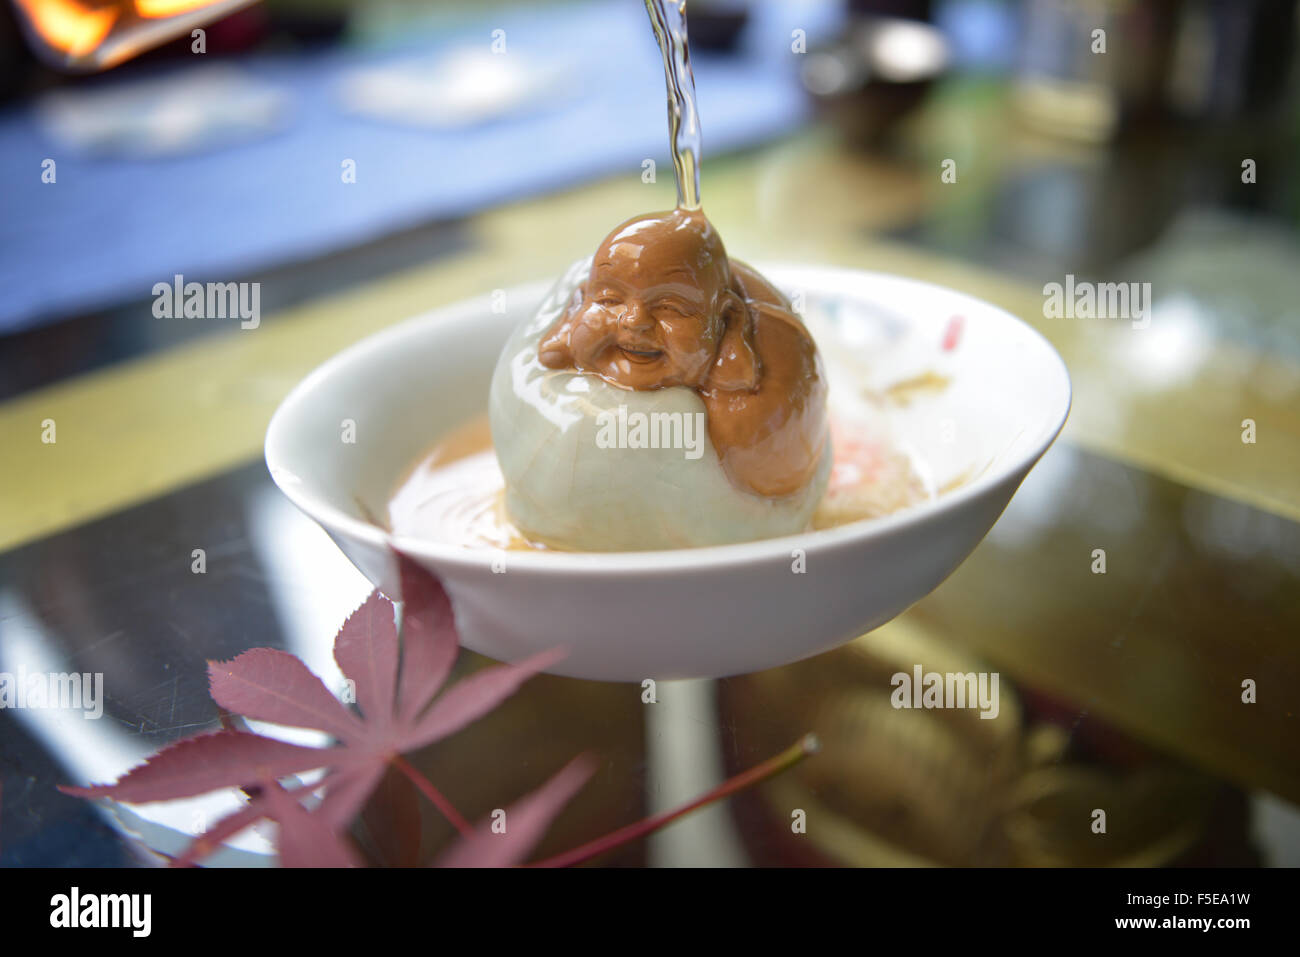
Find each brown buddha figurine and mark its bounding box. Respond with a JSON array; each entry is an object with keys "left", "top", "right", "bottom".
[{"left": 538, "top": 207, "right": 829, "bottom": 499}]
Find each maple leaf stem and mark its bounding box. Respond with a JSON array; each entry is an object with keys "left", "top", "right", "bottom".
[
  {"left": 528, "top": 732, "right": 819, "bottom": 868},
  {"left": 389, "top": 753, "right": 475, "bottom": 838}
]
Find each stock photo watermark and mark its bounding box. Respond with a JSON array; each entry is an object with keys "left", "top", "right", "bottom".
[
  {"left": 890, "top": 665, "right": 1000, "bottom": 719},
  {"left": 50, "top": 888, "right": 150, "bottom": 937},
  {"left": 595, "top": 405, "right": 707, "bottom": 460},
  {"left": 1043, "top": 274, "right": 1151, "bottom": 330},
  {"left": 0, "top": 667, "right": 104, "bottom": 719},
  {"left": 152, "top": 274, "right": 261, "bottom": 329}
]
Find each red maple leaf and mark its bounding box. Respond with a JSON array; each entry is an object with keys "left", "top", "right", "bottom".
[
  {"left": 61, "top": 553, "right": 819, "bottom": 867},
  {"left": 61, "top": 553, "right": 587, "bottom": 867}
]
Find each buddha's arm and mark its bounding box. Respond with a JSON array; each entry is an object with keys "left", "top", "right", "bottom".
[{"left": 702, "top": 285, "right": 828, "bottom": 498}]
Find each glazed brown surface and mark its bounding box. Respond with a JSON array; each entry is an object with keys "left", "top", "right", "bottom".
[{"left": 538, "top": 208, "right": 828, "bottom": 498}]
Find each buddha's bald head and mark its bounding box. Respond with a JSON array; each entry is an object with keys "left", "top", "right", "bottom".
[
  {"left": 535, "top": 208, "right": 828, "bottom": 499},
  {"left": 539, "top": 209, "right": 745, "bottom": 391},
  {"left": 592, "top": 208, "right": 732, "bottom": 302}
]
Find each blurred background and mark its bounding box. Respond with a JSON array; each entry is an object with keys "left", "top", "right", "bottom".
[{"left": 0, "top": 0, "right": 1297, "bottom": 867}]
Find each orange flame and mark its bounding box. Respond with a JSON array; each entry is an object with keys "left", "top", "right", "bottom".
[
  {"left": 14, "top": 0, "right": 118, "bottom": 58},
  {"left": 135, "top": 0, "right": 225, "bottom": 17},
  {"left": 16, "top": 0, "right": 256, "bottom": 69}
]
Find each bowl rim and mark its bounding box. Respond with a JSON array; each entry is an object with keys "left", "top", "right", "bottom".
[{"left": 265, "top": 264, "right": 1072, "bottom": 575}]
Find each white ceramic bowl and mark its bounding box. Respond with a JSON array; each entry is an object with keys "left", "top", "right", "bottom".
[{"left": 265, "top": 266, "right": 1070, "bottom": 681}]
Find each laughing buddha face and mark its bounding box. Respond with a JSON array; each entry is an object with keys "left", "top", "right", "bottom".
[
  {"left": 538, "top": 208, "right": 758, "bottom": 393},
  {"left": 537, "top": 207, "right": 828, "bottom": 500}
]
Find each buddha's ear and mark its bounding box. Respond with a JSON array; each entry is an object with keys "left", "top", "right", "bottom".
[
  {"left": 707, "top": 293, "right": 758, "bottom": 392},
  {"left": 539, "top": 285, "right": 583, "bottom": 368},
  {"left": 563, "top": 281, "right": 585, "bottom": 317}
]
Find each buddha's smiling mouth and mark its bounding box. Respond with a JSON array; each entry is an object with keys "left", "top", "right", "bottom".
[{"left": 618, "top": 346, "right": 663, "bottom": 363}]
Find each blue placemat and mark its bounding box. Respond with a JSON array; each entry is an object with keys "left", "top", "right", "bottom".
[{"left": 0, "top": 0, "right": 843, "bottom": 333}]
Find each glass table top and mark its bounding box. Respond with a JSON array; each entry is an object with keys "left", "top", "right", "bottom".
[{"left": 2, "top": 99, "right": 1297, "bottom": 866}]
